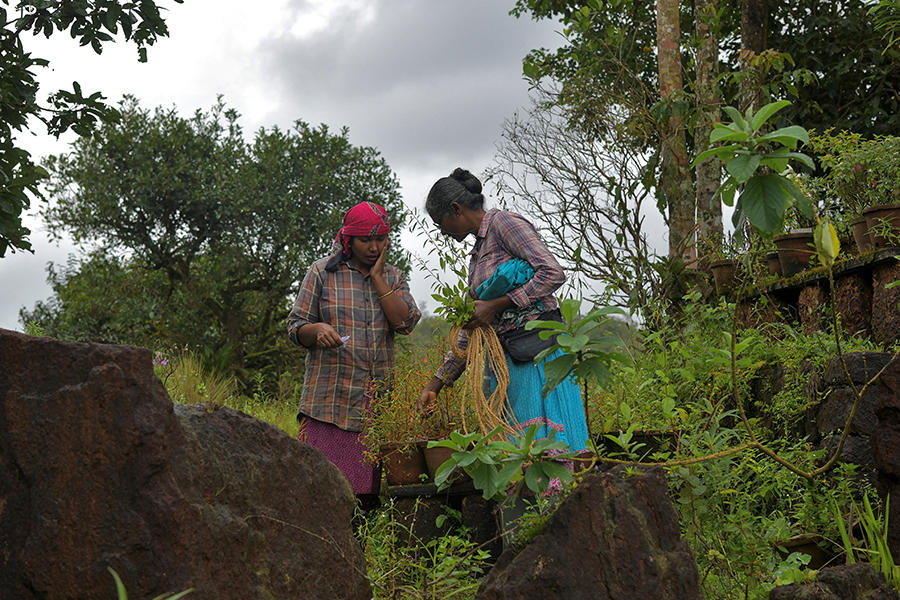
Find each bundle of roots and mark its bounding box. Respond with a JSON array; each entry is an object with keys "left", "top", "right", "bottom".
[{"left": 450, "top": 324, "right": 518, "bottom": 438}]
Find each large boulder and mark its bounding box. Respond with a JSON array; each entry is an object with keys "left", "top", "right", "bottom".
[
  {"left": 769, "top": 563, "right": 899, "bottom": 600},
  {"left": 476, "top": 466, "right": 702, "bottom": 600},
  {"left": 0, "top": 329, "right": 370, "bottom": 600}
]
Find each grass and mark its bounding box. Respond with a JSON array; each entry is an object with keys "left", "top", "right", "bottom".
[{"left": 154, "top": 349, "right": 299, "bottom": 438}]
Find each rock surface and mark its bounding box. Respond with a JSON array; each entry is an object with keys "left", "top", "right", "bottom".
[
  {"left": 769, "top": 563, "right": 899, "bottom": 600},
  {"left": 476, "top": 466, "right": 702, "bottom": 600},
  {"left": 0, "top": 329, "right": 370, "bottom": 600}
]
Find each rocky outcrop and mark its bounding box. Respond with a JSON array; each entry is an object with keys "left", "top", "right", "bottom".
[
  {"left": 476, "top": 466, "right": 702, "bottom": 600},
  {"left": 0, "top": 329, "right": 370, "bottom": 600},
  {"left": 769, "top": 563, "right": 899, "bottom": 600},
  {"left": 870, "top": 352, "right": 900, "bottom": 561}
]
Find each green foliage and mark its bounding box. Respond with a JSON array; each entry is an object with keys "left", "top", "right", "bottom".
[
  {"left": 693, "top": 100, "right": 816, "bottom": 236},
  {"left": 525, "top": 297, "right": 628, "bottom": 397},
  {"left": 769, "top": 0, "right": 900, "bottom": 139},
  {"left": 0, "top": 0, "right": 182, "bottom": 257},
  {"left": 412, "top": 214, "right": 474, "bottom": 327},
  {"left": 429, "top": 424, "right": 575, "bottom": 501},
  {"left": 361, "top": 501, "right": 491, "bottom": 600},
  {"left": 27, "top": 96, "right": 406, "bottom": 392},
  {"left": 810, "top": 131, "right": 900, "bottom": 217},
  {"left": 870, "top": 0, "right": 900, "bottom": 53},
  {"left": 154, "top": 349, "right": 299, "bottom": 437},
  {"left": 108, "top": 567, "right": 192, "bottom": 600},
  {"left": 832, "top": 493, "right": 900, "bottom": 590},
  {"left": 593, "top": 290, "right": 883, "bottom": 599}
]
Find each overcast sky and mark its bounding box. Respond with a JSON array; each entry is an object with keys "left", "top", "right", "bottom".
[{"left": 0, "top": 0, "right": 571, "bottom": 331}]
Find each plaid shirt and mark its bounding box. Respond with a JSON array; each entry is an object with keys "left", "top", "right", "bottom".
[
  {"left": 287, "top": 256, "right": 421, "bottom": 431},
  {"left": 435, "top": 209, "right": 564, "bottom": 385}
]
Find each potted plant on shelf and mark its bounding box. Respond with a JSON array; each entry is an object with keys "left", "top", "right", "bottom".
[
  {"left": 774, "top": 199, "right": 819, "bottom": 276},
  {"left": 812, "top": 132, "right": 900, "bottom": 252},
  {"left": 363, "top": 368, "right": 428, "bottom": 486},
  {"left": 701, "top": 234, "right": 746, "bottom": 294}
]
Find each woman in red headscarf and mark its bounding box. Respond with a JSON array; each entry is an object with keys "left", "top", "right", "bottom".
[{"left": 287, "top": 202, "right": 421, "bottom": 510}]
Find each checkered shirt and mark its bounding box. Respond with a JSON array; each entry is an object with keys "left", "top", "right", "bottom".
[
  {"left": 287, "top": 256, "right": 421, "bottom": 431},
  {"left": 434, "top": 209, "right": 564, "bottom": 385}
]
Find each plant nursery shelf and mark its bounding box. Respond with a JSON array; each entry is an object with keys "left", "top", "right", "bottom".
[
  {"left": 735, "top": 247, "right": 900, "bottom": 347},
  {"left": 743, "top": 247, "right": 900, "bottom": 300},
  {"left": 386, "top": 479, "right": 478, "bottom": 499}
]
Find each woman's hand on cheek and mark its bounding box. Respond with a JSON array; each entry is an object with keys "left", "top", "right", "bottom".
[{"left": 371, "top": 241, "right": 389, "bottom": 282}]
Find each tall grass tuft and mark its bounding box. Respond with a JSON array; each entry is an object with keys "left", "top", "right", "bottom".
[{"left": 155, "top": 350, "right": 299, "bottom": 438}]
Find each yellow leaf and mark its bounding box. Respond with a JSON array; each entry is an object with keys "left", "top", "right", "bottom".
[{"left": 814, "top": 221, "right": 840, "bottom": 267}]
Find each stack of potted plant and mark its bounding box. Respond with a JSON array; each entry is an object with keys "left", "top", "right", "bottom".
[{"left": 812, "top": 132, "right": 900, "bottom": 252}]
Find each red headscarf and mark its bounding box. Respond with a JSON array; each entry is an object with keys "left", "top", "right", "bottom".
[{"left": 334, "top": 201, "right": 390, "bottom": 256}]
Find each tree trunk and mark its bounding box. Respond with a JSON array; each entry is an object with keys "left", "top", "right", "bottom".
[
  {"left": 656, "top": 0, "right": 695, "bottom": 261},
  {"left": 740, "top": 0, "right": 768, "bottom": 112},
  {"left": 694, "top": 0, "right": 723, "bottom": 255}
]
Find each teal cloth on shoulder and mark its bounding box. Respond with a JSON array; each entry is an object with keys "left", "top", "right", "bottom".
[{"left": 475, "top": 258, "right": 534, "bottom": 300}]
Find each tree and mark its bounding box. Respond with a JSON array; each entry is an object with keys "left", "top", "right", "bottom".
[
  {"left": 488, "top": 87, "right": 661, "bottom": 316},
  {"left": 511, "top": 0, "right": 898, "bottom": 255},
  {"left": 655, "top": 0, "right": 695, "bottom": 260},
  {"left": 694, "top": 0, "right": 723, "bottom": 248},
  {"left": 30, "top": 96, "right": 408, "bottom": 388},
  {"left": 739, "top": 0, "right": 768, "bottom": 112},
  {"left": 0, "top": 0, "right": 183, "bottom": 258}
]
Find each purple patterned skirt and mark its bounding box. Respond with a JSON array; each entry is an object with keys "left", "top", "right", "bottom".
[{"left": 297, "top": 416, "right": 381, "bottom": 496}]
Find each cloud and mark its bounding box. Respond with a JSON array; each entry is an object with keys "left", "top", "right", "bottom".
[
  {"left": 257, "top": 0, "right": 562, "bottom": 167},
  {"left": 0, "top": 0, "right": 566, "bottom": 329}
]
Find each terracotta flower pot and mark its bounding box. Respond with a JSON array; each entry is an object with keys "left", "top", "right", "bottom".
[
  {"left": 709, "top": 258, "right": 738, "bottom": 294},
  {"left": 862, "top": 203, "right": 900, "bottom": 249},
  {"left": 765, "top": 251, "right": 782, "bottom": 276},
  {"left": 774, "top": 229, "right": 815, "bottom": 276},
  {"left": 380, "top": 442, "right": 428, "bottom": 486},
  {"left": 850, "top": 215, "right": 874, "bottom": 254}
]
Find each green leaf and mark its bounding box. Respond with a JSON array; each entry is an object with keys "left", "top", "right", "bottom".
[
  {"left": 722, "top": 106, "right": 748, "bottom": 130},
  {"left": 524, "top": 464, "right": 545, "bottom": 493},
  {"left": 556, "top": 333, "right": 589, "bottom": 352},
  {"left": 720, "top": 182, "right": 736, "bottom": 207},
  {"left": 693, "top": 144, "right": 742, "bottom": 166},
  {"left": 108, "top": 568, "right": 128, "bottom": 600},
  {"left": 759, "top": 156, "right": 790, "bottom": 173},
  {"left": 540, "top": 461, "right": 575, "bottom": 481},
  {"left": 434, "top": 460, "right": 457, "bottom": 487},
  {"left": 757, "top": 126, "right": 810, "bottom": 147},
  {"left": 524, "top": 319, "right": 566, "bottom": 333},
  {"left": 725, "top": 154, "right": 762, "bottom": 183},
  {"left": 740, "top": 174, "right": 794, "bottom": 235},
  {"left": 496, "top": 460, "right": 525, "bottom": 488},
  {"left": 541, "top": 354, "right": 577, "bottom": 397},
  {"left": 750, "top": 100, "right": 791, "bottom": 131},
  {"left": 710, "top": 128, "right": 750, "bottom": 143},
  {"left": 471, "top": 463, "right": 499, "bottom": 499},
  {"left": 559, "top": 298, "right": 580, "bottom": 324}
]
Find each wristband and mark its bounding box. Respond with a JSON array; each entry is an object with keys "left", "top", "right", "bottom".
[{"left": 378, "top": 288, "right": 396, "bottom": 300}]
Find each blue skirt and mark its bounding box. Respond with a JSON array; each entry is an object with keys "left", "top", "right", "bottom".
[{"left": 487, "top": 348, "right": 589, "bottom": 452}]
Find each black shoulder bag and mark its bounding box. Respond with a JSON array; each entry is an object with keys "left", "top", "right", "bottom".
[{"left": 497, "top": 308, "right": 562, "bottom": 364}]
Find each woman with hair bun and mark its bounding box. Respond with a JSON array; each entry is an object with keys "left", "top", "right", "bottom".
[{"left": 418, "top": 168, "right": 589, "bottom": 453}]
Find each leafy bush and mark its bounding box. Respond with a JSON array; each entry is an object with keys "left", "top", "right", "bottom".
[
  {"left": 811, "top": 131, "right": 900, "bottom": 216},
  {"left": 361, "top": 501, "right": 491, "bottom": 600}
]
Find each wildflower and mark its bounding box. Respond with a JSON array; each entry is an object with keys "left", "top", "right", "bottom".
[{"left": 152, "top": 351, "right": 168, "bottom": 366}]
